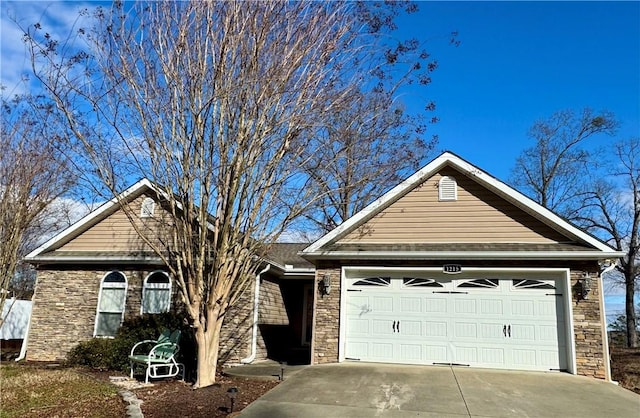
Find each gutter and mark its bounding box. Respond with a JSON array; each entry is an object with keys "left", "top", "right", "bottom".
[
  {"left": 301, "top": 250, "right": 625, "bottom": 261},
  {"left": 599, "top": 260, "right": 618, "bottom": 382},
  {"left": 240, "top": 264, "right": 270, "bottom": 364}
]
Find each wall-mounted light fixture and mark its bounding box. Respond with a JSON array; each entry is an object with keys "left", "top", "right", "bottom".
[
  {"left": 320, "top": 273, "right": 331, "bottom": 296},
  {"left": 578, "top": 272, "right": 592, "bottom": 300}
]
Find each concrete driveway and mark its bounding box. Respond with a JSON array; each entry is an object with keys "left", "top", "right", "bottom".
[{"left": 239, "top": 363, "right": 640, "bottom": 417}]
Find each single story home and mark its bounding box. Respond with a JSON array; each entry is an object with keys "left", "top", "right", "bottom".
[{"left": 24, "top": 152, "right": 622, "bottom": 380}]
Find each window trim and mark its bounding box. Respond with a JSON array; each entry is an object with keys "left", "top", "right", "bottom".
[
  {"left": 94, "top": 271, "right": 128, "bottom": 337},
  {"left": 141, "top": 270, "right": 172, "bottom": 314}
]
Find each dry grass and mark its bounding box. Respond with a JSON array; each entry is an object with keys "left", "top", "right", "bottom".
[
  {"left": 0, "top": 364, "right": 124, "bottom": 418},
  {"left": 610, "top": 346, "right": 640, "bottom": 394}
]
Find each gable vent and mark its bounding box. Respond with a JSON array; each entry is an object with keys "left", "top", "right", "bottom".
[
  {"left": 140, "top": 197, "right": 156, "bottom": 218},
  {"left": 438, "top": 176, "right": 457, "bottom": 201}
]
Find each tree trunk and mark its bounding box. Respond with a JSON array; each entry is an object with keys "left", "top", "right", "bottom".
[
  {"left": 625, "top": 275, "right": 638, "bottom": 347},
  {"left": 193, "top": 313, "right": 224, "bottom": 388}
]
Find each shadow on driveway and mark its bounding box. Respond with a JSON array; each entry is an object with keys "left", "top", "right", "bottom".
[{"left": 239, "top": 362, "right": 640, "bottom": 417}]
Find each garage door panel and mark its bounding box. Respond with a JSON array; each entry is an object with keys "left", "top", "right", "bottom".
[
  {"left": 424, "top": 320, "right": 448, "bottom": 337},
  {"left": 424, "top": 344, "right": 449, "bottom": 362},
  {"left": 372, "top": 319, "right": 395, "bottom": 336},
  {"left": 511, "top": 348, "right": 537, "bottom": 366},
  {"left": 424, "top": 297, "right": 447, "bottom": 313},
  {"left": 372, "top": 296, "right": 394, "bottom": 312},
  {"left": 347, "top": 318, "right": 369, "bottom": 334},
  {"left": 478, "top": 322, "right": 505, "bottom": 340},
  {"left": 455, "top": 346, "right": 478, "bottom": 363},
  {"left": 479, "top": 299, "right": 504, "bottom": 315},
  {"left": 400, "top": 343, "right": 422, "bottom": 361},
  {"left": 511, "top": 299, "right": 535, "bottom": 317},
  {"left": 344, "top": 274, "right": 568, "bottom": 372},
  {"left": 454, "top": 299, "right": 476, "bottom": 314},
  {"left": 370, "top": 343, "right": 394, "bottom": 359},
  {"left": 400, "top": 320, "right": 422, "bottom": 336},
  {"left": 454, "top": 322, "right": 478, "bottom": 338},
  {"left": 347, "top": 296, "right": 372, "bottom": 315},
  {"left": 480, "top": 347, "right": 505, "bottom": 365},
  {"left": 400, "top": 297, "right": 422, "bottom": 313}
]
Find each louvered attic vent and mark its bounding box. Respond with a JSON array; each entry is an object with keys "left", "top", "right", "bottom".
[
  {"left": 140, "top": 197, "right": 156, "bottom": 218},
  {"left": 438, "top": 176, "right": 457, "bottom": 201}
]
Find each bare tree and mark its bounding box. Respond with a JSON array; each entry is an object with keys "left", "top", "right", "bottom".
[
  {"left": 295, "top": 5, "right": 452, "bottom": 235},
  {"left": 511, "top": 108, "right": 618, "bottom": 218},
  {"left": 298, "top": 86, "right": 437, "bottom": 234},
  {"left": 0, "top": 94, "right": 74, "bottom": 324},
  {"left": 574, "top": 138, "right": 640, "bottom": 347},
  {"left": 22, "top": 1, "right": 422, "bottom": 387}
]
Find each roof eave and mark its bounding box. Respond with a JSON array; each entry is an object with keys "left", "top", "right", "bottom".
[
  {"left": 301, "top": 250, "right": 625, "bottom": 261},
  {"left": 25, "top": 255, "right": 165, "bottom": 266}
]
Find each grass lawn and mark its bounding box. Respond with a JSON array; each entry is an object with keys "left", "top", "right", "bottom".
[{"left": 0, "top": 364, "right": 125, "bottom": 418}]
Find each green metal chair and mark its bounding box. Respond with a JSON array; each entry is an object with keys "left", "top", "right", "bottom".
[{"left": 129, "top": 329, "right": 184, "bottom": 383}]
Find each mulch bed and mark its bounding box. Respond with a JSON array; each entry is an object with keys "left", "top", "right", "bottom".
[{"left": 132, "top": 373, "right": 279, "bottom": 417}]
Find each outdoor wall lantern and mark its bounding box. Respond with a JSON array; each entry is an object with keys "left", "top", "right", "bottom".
[
  {"left": 320, "top": 273, "right": 332, "bottom": 296},
  {"left": 226, "top": 387, "right": 238, "bottom": 413},
  {"left": 578, "top": 272, "right": 592, "bottom": 300}
]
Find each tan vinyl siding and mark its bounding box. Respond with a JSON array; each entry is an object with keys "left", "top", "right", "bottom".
[
  {"left": 57, "top": 195, "right": 169, "bottom": 252},
  {"left": 339, "top": 167, "right": 569, "bottom": 244}
]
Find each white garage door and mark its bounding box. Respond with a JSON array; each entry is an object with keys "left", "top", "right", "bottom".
[{"left": 344, "top": 271, "right": 568, "bottom": 372}]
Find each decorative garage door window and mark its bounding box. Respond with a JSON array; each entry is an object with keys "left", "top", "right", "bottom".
[
  {"left": 352, "top": 277, "right": 391, "bottom": 287},
  {"left": 402, "top": 278, "right": 444, "bottom": 287},
  {"left": 512, "top": 279, "right": 556, "bottom": 289},
  {"left": 457, "top": 278, "right": 499, "bottom": 288},
  {"left": 95, "top": 271, "right": 127, "bottom": 337}
]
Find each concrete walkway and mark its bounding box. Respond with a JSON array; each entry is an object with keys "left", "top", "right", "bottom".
[{"left": 238, "top": 363, "right": 640, "bottom": 417}]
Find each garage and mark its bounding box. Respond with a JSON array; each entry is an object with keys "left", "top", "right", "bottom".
[{"left": 341, "top": 268, "right": 571, "bottom": 372}]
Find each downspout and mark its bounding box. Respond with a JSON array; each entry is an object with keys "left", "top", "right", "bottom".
[
  {"left": 240, "top": 264, "right": 270, "bottom": 364},
  {"left": 599, "top": 261, "right": 617, "bottom": 382},
  {"left": 15, "top": 297, "right": 33, "bottom": 362}
]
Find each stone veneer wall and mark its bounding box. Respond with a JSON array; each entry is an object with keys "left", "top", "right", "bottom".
[
  {"left": 27, "top": 266, "right": 253, "bottom": 364},
  {"left": 312, "top": 266, "right": 341, "bottom": 364},
  {"left": 27, "top": 268, "right": 153, "bottom": 361},
  {"left": 311, "top": 262, "right": 608, "bottom": 379},
  {"left": 571, "top": 266, "right": 607, "bottom": 379}
]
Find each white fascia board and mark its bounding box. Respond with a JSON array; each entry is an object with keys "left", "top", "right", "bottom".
[
  {"left": 302, "top": 250, "right": 625, "bottom": 261},
  {"left": 26, "top": 255, "right": 164, "bottom": 264},
  {"left": 24, "top": 179, "right": 155, "bottom": 260},
  {"left": 303, "top": 153, "right": 454, "bottom": 254},
  {"left": 447, "top": 156, "right": 617, "bottom": 253},
  {"left": 282, "top": 268, "right": 316, "bottom": 277}
]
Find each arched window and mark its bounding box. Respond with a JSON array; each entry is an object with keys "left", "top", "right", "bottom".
[
  {"left": 142, "top": 271, "right": 171, "bottom": 314},
  {"left": 95, "top": 271, "right": 127, "bottom": 337},
  {"left": 140, "top": 197, "right": 155, "bottom": 218},
  {"left": 438, "top": 176, "right": 457, "bottom": 201}
]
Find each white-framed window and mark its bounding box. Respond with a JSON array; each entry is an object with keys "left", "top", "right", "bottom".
[
  {"left": 140, "top": 197, "right": 155, "bottom": 218},
  {"left": 438, "top": 176, "right": 457, "bottom": 201},
  {"left": 142, "top": 271, "right": 171, "bottom": 314},
  {"left": 94, "top": 271, "right": 127, "bottom": 337}
]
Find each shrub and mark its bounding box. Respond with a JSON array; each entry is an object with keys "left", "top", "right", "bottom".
[{"left": 67, "top": 310, "right": 195, "bottom": 374}]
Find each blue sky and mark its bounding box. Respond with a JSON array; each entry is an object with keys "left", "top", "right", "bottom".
[
  {"left": 1, "top": 1, "right": 639, "bottom": 321},
  {"left": 396, "top": 1, "right": 639, "bottom": 180},
  {"left": 394, "top": 2, "right": 640, "bottom": 321}
]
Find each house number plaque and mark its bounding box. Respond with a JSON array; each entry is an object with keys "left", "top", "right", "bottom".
[{"left": 443, "top": 264, "right": 462, "bottom": 274}]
